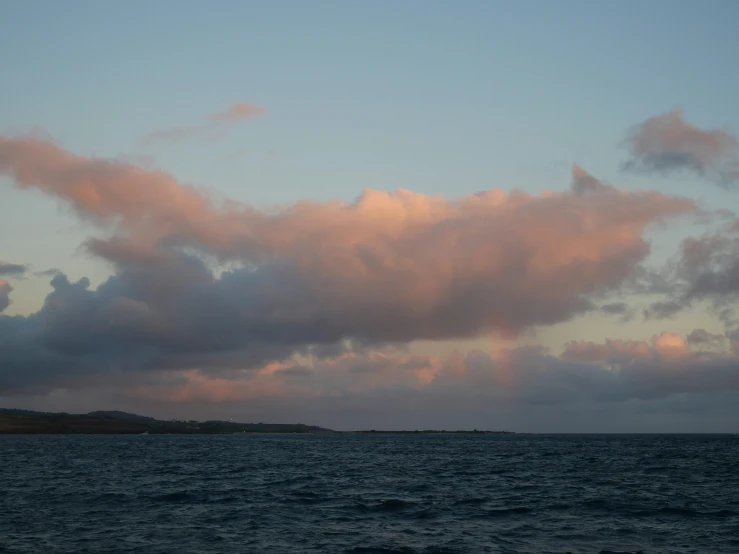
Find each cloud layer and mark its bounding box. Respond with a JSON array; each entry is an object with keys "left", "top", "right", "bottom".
[
  {"left": 1, "top": 116, "right": 738, "bottom": 429},
  {"left": 4, "top": 331, "right": 737, "bottom": 432},
  {"left": 0, "top": 135, "right": 701, "bottom": 394}
]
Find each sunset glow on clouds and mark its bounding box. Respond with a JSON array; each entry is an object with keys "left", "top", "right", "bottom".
[
  {"left": 2, "top": 3, "right": 739, "bottom": 431},
  {"left": 2, "top": 118, "right": 739, "bottom": 431}
]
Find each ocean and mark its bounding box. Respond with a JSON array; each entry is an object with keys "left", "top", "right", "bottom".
[{"left": 1, "top": 434, "right": 737, "bottom": 553}]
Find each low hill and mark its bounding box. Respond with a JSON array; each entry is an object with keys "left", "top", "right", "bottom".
[
  {"left": 86, "top": 410, "right": 157, "bottom": 422},
  {"left": 0, "top": 408, "right": 333, "bottom": 435}
]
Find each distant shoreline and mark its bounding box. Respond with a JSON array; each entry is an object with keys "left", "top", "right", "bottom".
[
  {"left": 0, "top": 408, "right": 331, "bottom": 435},
  {"left": 342, "top": 430, "right": 514, "bottom": 435},
  {"left": 0, "top": 408, "right": 513, "bottom": 435}
]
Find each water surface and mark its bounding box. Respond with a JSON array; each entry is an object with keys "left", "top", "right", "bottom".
[{"left": 1, "top": 434, "right": 737, "bottom": 553}]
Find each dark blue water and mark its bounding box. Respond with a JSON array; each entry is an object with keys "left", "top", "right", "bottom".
[{"left": 1, "top": 434, "right": 738, "bottom": 553}]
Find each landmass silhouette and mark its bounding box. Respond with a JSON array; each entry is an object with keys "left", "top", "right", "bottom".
[{"left": 0, "top": 408, "right": 512, "bottom": 434}]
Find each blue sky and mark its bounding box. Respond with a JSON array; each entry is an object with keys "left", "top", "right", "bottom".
[
  {"left": 3, "top": 0, "right": 739, "bottom": 311},
  {"left": 1, "top": 1, "right": 739, "bottom": 429},
  {"left": 4, "top": 1, "right": 739, "bottom": 199}
]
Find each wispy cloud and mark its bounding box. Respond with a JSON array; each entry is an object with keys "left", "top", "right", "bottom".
[
  {"left": 643, "top": 220, "right": 739, "bottom": 323},
  {"left": 622, "top": 108, "right": 739, "bottom": 186},
  {"left": 0, "top": 262, "right": 26, "bottom": 277},
  {"left": 142, "top": 102, "right": 266, "bottom": 144}
]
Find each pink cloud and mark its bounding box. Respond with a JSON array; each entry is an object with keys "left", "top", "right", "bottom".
[
  {"left": 0, "top": 140, "right": 697, "bottom": 347},
  {"left": 143, "top": 102, "right": 265, "bottom": 144},
  {"left": 563, "top": 331, "right": 705, "bottom": 365},
  {"left": 119, "top": 330, "right": 739, "bottom": 411},
  {"left": 4, "top": 325, "right": 738, "bottom": 431},
  {"left": 131, "top": 350, "right": 439, "bottom": 403},
  {"left": 207, "top": 102, "right": 265, "bottom": 123}
]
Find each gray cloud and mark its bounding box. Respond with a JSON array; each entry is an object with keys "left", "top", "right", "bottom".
[
  {"left": 622, "top": 109, "right": 739, "bottom": 186},
  {"left": 3, "top": 338, "right": 738, "bottom": 432},
  {"left": 0, "top": 262, "right": 26, "bottom": 277},
  {"left": 644, "top": 300, "right": 685, "bottom": 320},
  {"left": 599, "top": 301, "right": 634, "bottom": 321},
  {"left": 642, "top": 225, "right": 739, "bottom": 323},
  {"left": 686, "top": 328, "right": 725, "bottom": 347},
  {"left": 0, "top": 281, "right": 12, "bottom": 312},
  {"left": 600, "top": 302, "right": 629, "bottom": 315},
  {"left": 34, "top": 268, "right": 62, "bottom": 278}
]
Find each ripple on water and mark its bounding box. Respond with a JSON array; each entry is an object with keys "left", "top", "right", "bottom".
[{"left": 1, "top": 434, "right": 738, "bottom": 553}]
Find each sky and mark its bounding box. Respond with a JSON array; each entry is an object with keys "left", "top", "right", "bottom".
[{"left": 1, "top": 1, "right": 739, "bottom": 432}]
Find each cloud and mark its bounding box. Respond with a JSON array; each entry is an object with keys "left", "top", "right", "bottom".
[
  {"left": 6, "top": 134, "right": 734, "bottom": 431},
  {"left": 599, "top": 301, "right": 633, "bottom": 321},
  {"left": 0, "top": 262, "right": 26, "bottom": 277},
  {"left": 644, "top": 300, "right": 684, "bottom": 320},
  {"left": 0, "top": 141, "right": 700, "bottom": 393},
  {"left": 562, "top": 338, "right": 652, "bottom": 364},
  {"left": 563, "top": 331, "right": 696, "bottom": 365},
  {"left": 643, "top": 222, "right": 739, "bottom": 322},
  {"left": 686, "top": 328, "right": 725, "bottom": 347},
  {"left": 729, "top": 329, "right": 739, "bottom": 356},
  {"left": 622, "top": 108, "right": 739, "bottom": 186},
  {"left": 7, "top": 330, "right": 737, "bottom": 432},
  {"left": 571, "top": 163, "right": 608, "bottom": 195},
  {"left": 142, "top": 102, "right": 265, "bottom": 144},
  {"left": 600, "top": 302, "right": 629, "bottom": 315},
  {"left": 207, "top": 103, "right": 265, "bottom": 124},
  {"left": 34, "top": 268, "right": 63, "bottom": 278},
  {"left": 0, "top": 280, "right": 12, "bottom": 312}
]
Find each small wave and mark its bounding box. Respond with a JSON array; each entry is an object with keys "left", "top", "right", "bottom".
[
  {"left": 375, "top": 499, "right": 415, "bottom": 511},
  {"left": 643, "top": 465, "right": 670, "bottom": 473},
  {"left": 265, "top": 475, "right": 316, "bottom": 487},
  {"left": 349, "top": 499, "right": 417, "bottom": 512},
  {"left": 454, "top": 497, "right": 489, "bottom": 505},
  {"left": 348, "top": 548, "right": 416, "bottom": 553},
  {"left": 290, "top": 491, "right": 324, "bottom": 504},
  {"left": 151, "top": 491, "right": 198, "bottom": 503},
  {"left": 92, "top": 492, "right": 131, "bottom": 502},
  {"left": 481, "top": 506, "right": 532, "bottom": 517},
  {"left": 410, "top": 508, "right": 438, "bottom": 519},
  {"left": 347, "top": 546, "right": 416, "bottom": 554},
  {"left": 656, "top": 507, "right": 735, "bottom": 518}
]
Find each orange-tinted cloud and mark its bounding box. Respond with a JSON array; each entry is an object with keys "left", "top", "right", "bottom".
[
  {"left": 0, "top": 138, "right": 696, "bottom": 347},
  {"left": 3, "top": 327, "right": 738, "bottom": 432},
  {"left": 207, "top": 103, "right": 265, "bottom": 123},
  {"left": 562, "top": 331, "right": 710, "bottom": 365},
  {"left": 131, "top": 350, "right": 439, "bottom": 404},
  {"left": 121, "top": 330, "right": 739, "bottom": 412}
]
